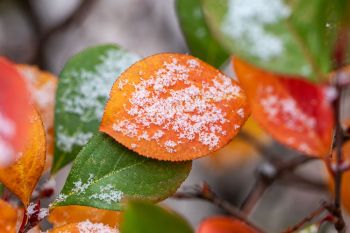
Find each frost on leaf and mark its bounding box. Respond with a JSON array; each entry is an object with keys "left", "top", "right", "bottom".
[
  {"left": 55, "top": 46, "right": 139, "bottom": 157},
  {"left": 49, "top": 220, "right": 119, "bottom": 233},
  {"left": 59, "top": 49, "right": 139, "bottom": 122},
  {"left": 222, "top": 0, "right": 290, "bottom": 60},
  {"left": 233, "top": 58, "right": 334, "bottom": 156},
  {"left": 100, "top": 53, "right": 250, "bottom": 161}
]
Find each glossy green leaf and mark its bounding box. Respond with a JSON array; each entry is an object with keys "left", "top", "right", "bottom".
[
  {"left": 53, "top": 44, "right": 140, "bottom": 173},
  {"left": 202, "top": 0, "right": 349, "bottom": 80},
  {"left": 121, "top": 201, "right": 193, "bottom": 233},
  {"left": 176, "top": 0, "right": 229, "bottom": 68},
  {"left": 51, "top": 132, "right": 192, "bottom": 211}
]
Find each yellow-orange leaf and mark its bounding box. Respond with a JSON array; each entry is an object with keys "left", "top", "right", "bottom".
[
  {"left": 48, "top": 205, "right": 121, "bottom": 228},
  {"left": 49, "top": 221, "right": 119, "bottom": 233},
  {"left": 197, "top": 216, "right": 257, "bottom": 233},
  {"left": 100, "top": 53, "right": 250, "bottom": 161},
  {"left": 233, "top": 58, "right": 334, "bottom": 156},
  {"left": 17, "top": 65, "right": 57, "bottom": 171},
  {"left": 0, "top": 200, "right": 17, "bottom": 233},
  {"left": 0, "top": 107, "right": 46, "bottom": 206}
]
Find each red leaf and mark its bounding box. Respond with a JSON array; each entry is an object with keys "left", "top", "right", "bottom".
[
  {"left": 233, "top": 58, "right": 334, "bottom": 156},
  {"left": 197, "top": 216, "right": 257, "bottom": 233},
  {"left": 0, "top": 57, "right": 31, "bottom": 166}
]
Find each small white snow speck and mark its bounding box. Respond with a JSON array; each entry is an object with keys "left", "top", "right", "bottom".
[
  {"left": 236, "top": 108, "right": 245, "bottom": 118},
  {"left": 72, "top": 174, "right": 94, "bottom": 194}
]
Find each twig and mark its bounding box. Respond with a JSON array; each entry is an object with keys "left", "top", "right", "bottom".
[
  {"left": 331, "top": 74, "right": 346, "bottom": 233},
  {"left": 240, "top": 156, "right": 317, "bottom": 215},
  {"left": 173, "top": 183, "right": 265, "bottom": 233},
  {"left": 281, "top": 202, "right": 327, "bottom": 233}
]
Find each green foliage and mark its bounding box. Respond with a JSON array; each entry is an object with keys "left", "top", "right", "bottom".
[
  {"left": 53, "top": 44, "right": 140, "bottom": 173},
  {"left": 176, "top": 0, "right": 229, "bottom": 68},
  {"left": 202, "top": 0, "right": 349, "bottom": 80},
  {"left": 121, "top": 201, "right": 193, "bottom": 233},
  {"left": 51, "top": 132, "right": 192, "bottom": 211}
]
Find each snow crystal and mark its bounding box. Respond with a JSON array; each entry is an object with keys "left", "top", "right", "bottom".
[
  {"left": 56, "top": 126, "right": 93, "bottom": 152},
  {"left": 60, "top": 49, "right": 139, "bottom": 122},
  {"left": 72, "top": 174, "right": 94, "bottom": 194},
  {"left": 77, "top": 220, "right": 119, "bottom": 233},
  {"left": 89, "top": 184, "right": 123, "bottom": 204},
  {"left": 54, "top": 193, "right": 68, "bottom": 203},
  {"left": 27, "top": 202, "right": 37, "bottom": 215},
  {"left": 222, "top": 0, "right": 291, "bottom": 60},
  {"left": 236, "top": 108, "right": 245, "bottom": 118},
  {"left": 38, "top": 208, "right": 48, "bottom": 220},
  {"left": 112, "top": 57, "right": 243, "bottom": 152}
]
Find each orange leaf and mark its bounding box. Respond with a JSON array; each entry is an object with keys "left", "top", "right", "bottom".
[
  {"left": 0, "top": 57, "right": 31, "bottom": 166},
  {"left": 233, "top": 58, "right": 334, "bottom": 156},
  {"left": 48, "top": 205, "right": 121, "bottom": 228},
  {"left": 100, "top": 54, "right": 250, "bottom": 161},
  {"left": 197, "top": 216, "right": 257, "bottom": 233},
  {"left": 16, "top": 65, "right": 57, "bottom": 171},
  {"left": 0, "top": 107, "right": 46, "bottom": 206},
  {"left": 0, "top": 199, "right": 17, "bottom": 233},
  {"left": 49, "top": 221, "right": 119, "bottom": 233}
]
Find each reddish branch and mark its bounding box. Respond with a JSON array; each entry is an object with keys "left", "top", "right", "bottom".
[
  {"left": 281, "top": 202, "right": 327, "bottom": 233},
  {"left": 173, "top": 183, "right": 266, "bottom": 233}
]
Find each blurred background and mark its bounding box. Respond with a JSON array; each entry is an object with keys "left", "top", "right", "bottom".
[{"left": 0, "top": 0, "right": 346, "bottom": 232}]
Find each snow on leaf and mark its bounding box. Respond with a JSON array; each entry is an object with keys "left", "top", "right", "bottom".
[
  {"left": 53, "top": 44, "right": 140, "bottom": 173},
  {"left": 51, "top": 133, "right": 191, "bottom": 211},
  {"left": 233, "top": 58, "right": 334, "bottom": 156},
  {"left": 49, "top": 220, "right": 119, "bottom": 233},
  {"left": 100, "top": 53, "right": 250, "bottom": 161}
]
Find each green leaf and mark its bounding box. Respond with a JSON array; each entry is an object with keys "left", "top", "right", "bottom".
[
  {"left": 51, "top": 132, "right": 192, "bottom": 211},
  {"left": 202, "top": 0, "right": 348, "bottom": 80},
  {"left": 53, "top": 44, "right": 140, "bottom": 173},
  {"left": 176, "top": 0, "right": 229, "bottom": 68},
  {"left": 0, "top": 183, "right": 3, "bottom": 196},
  {"left": 121, "top": 201, "right": 193, "bottom": 233}
]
